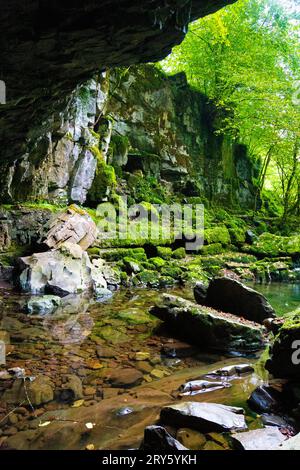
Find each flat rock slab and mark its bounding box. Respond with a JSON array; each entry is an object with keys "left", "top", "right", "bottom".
[
  {"left": 160, "top": 402, "right": 247, "bottom": 433},
  {"left": 202, "top": 277, "right": 275, "bottom": 324},
  {"left": 279, "top": 432, "right": 300, "bottom": 450},
  {"left": 151, "top": 294, "right": 265, "bottom": 353},
  {"left": 232, "top": 427, "right": 286, "bottom": 450}
]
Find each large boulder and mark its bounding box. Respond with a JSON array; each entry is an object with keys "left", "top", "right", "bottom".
[
  {"left": 266, "top": 308, "right": 300, "bottom": 380},
  {"left": 197, "top": 277, "right": 275, "bottom": 324},
  {"left": 160, "top": 402, "right": 247, "bottom": 433},
  {"left": 150, "top": 294, "right": 265, "bottom": 353},
  {"left": 44, "top": 205, "right": 97, "bottom": 251},
  {"left": 18, "top": 242, "right": 93, "bottom": 295}
]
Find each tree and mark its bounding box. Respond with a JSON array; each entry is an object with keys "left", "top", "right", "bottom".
[{"left": 159, "top": 0, "right": 300, "bottom": 219}]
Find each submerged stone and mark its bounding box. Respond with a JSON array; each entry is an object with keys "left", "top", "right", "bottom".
[{"left": 26, "top": 295, "right": 62, "bottom": 315}]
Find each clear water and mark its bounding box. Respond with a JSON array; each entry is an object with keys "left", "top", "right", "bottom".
[
  {"left": 0, "top": 281, "right": 298, "bottom": 449},
  {"left": 247, "top": 282, "right": 300, "bottom": 316}
]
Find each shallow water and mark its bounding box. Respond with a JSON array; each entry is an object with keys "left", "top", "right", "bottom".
[
  {"left": 247, "top": 282, "right": 300, "bottom": 316},
  {"left": 0, "top": 282, "right": 297, "bottom": 449}
]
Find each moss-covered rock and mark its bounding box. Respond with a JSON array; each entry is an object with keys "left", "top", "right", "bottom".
[
  {"left": 136, "top": 269, "right": 159, "bottom": 287},
  {"left": 148, "top": 257, "right": 166, "bottom": 269},
  {"left": 250, "top": 233, "right": 300, "bottom": 257},
  {"left": 88, "top": 149, "right": 116, "bottom": 203},
  {"left": 200, "top": 243, "right": 223, "bottom": 255},
  {"left": 204, "top": 226, "right": 231, "bottom": 246},
  {"left": 156, "top": 246, "right": 172, "bottom": 260},
  {"left": 266, "top": 308, "right": 300, "bottom": 379},
  {"left": 172, "top": 247, "right": 186, "bottom": 259},
  {"left": 98, "top": 247, "right": 147, "bottom": 262}
]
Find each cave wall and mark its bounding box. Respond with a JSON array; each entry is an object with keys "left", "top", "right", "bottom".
[
  {"left": 0, "top": 65, "right": 258, "bottom": 207},
  {"left": 0, "top": 0, "right": 234, "bottom": 173}
]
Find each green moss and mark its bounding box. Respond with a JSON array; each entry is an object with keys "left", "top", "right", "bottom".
[
  {"left": 148, "top": 257, "right": 166, "bottom": 268},
  {"left": 160, "top": 265, "right": 183, "bottom": 279},
  {"left": 200, "top": 243, "right": 223, "bottom": 255},
  {"left": 172, "top": 247, "right": 186, "bottom": 259},
  {"left": 156, "top": 246, "right": 172, "bottom": 260},
  {"left": 136, "top": 270, "right": 159, "bottom": 287},
  {"left": 99, "top": 247, "right": 147, "bottom": 262},
  {"left": 204, "top": 226, "right": 231, "bottom": 245},
  {"left": 250, "top": 233, "right": 300, "bottom": 257},
  {"left": 88, "top": 149, "right": 116, "bottom": 204}
]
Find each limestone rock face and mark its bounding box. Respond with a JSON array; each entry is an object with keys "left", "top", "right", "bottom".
[
  {"left": 18, "top": 243, "right": 93, "bottom": 296},
  {"left": 44, "top": 206, "right": 97, "bottom": 251},
  {"left": 0, "top": 0, "right": 233, "bottom": 202}
]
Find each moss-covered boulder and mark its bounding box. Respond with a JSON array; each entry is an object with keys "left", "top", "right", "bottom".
[
  {"left": 150, "top": 294, "right": 265, "bottom": 353},
  {"left": 266, "top": 308, "right": 300, "bottom": 379},
  {"left": 204, "top": 226, "right": 231, "bottom": 246}
]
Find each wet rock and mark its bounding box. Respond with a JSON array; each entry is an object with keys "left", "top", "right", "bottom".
[
  {"left": 206, "top": 363, "right": 254, "bottom": 379},
  {"left": 140, "top": 426, "right": 188, "bottom": 451},
  {"left": 266, "top": 309, "right": 300, "bottom": 380},
  {"left": 160, "top": 402, "right": 247, "bottom": 433},
  {"left": 179, "top": 379, "right": 231, "bottom": 395},
  {"left": 151, "top": 294, "right": 265, "bottom": 353},
  {"left": 116, "top": 406, "right": 134, "bottom": 417},
  {"left": 176, "top": 428, "right": 206, "bottom": 450},
  {"left": 59, "top": 375, "right": 83, "bottom": 403},
  {"left": 248, "top": 385, "right": 280, "bottom": 413},
  {"left": 263, "top": 317, "right": 284, "bottom": 335},
  {"left": 203, "top": 277, "right": 275, "bottom": 324},
  {"left": 26, "top": 295, "right": 62, "bottom": 315},
  {"left": 279, "top": 432, "right": 300, "bottom": 450},
  {"left": 3, "top": 376, "right": 54, "bottom": 406},
  {"left": 106, "top": 368, "right": 143, "bottom": 388},
  {"left": 245, "top": 230, "right": 257, "bottom": 245},
  {"left": 261, "top": 413, "right": 295, "bottom": 433},
  {"left": 193, "top": 282, "right": 208, "bottom": 305},
  {"left": 44, "top": 206, "right": 97, "bottom": 251},
  {"left": 18, "top": 243, "right": 93, "bottom": 295},
  {"left": 96, "top": 346, "right": 115, "bottom": 358},
  {"left": 232, "top": 427, "right": 285, "bottom": 450}
]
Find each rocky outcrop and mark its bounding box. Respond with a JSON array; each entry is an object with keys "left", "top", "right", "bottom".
[
  {"left": 195, "top": 277, "right": 275, "bottom": 324},
  {"left": 44, "top": 205, "right": 97, "bottom": 250},
  {"left": 0, "top": 64, "right": 258, "bottom": 207},
  {"left": 140, "top": 426, "right": 187, "bottom": 451},
  {"left": 0, "top": 0, "right": 234, "bottom": 202},
  {"left": 150, "top": 294, "right": 265, "bottom": 353}
]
